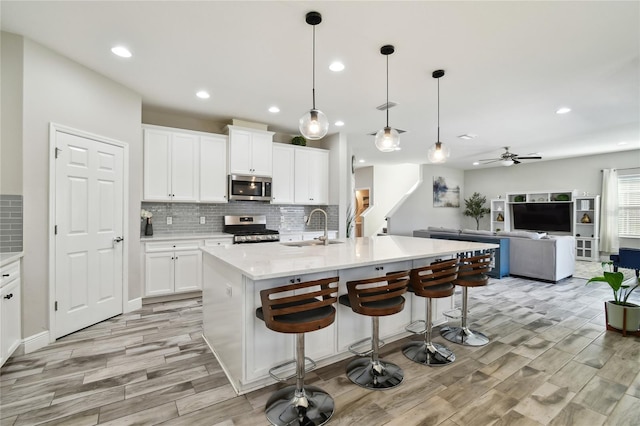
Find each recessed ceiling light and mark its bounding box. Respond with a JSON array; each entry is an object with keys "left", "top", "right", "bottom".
[
  {"left": 473, "top": 161, "right": 480, "bottom": 166},
  {"left": 359, "top": 159, "right": 366, "bottom": 163},
  {"left": 329, "top": 61, "right": 345, "bottom": 72},
  {"left": 335, "top": 120, "right": 344, "bottom": 126},
  {"left": 556, "top": 107, "right": 571, "bottom": 114},
  {"left": 268, "top": 106, "right": 280, "bottom": 113},
  {"left": 111, "top": 46, "right": 132, "bottom": 58},
  {"left": 458, "top": 134, "right": 477, "bottom": 140},
  {"left": 196, "top": 91, "right": 210, "bottom": 99},
  {"left": 617, "top": 141, "right": 628, "bottom": 146}
]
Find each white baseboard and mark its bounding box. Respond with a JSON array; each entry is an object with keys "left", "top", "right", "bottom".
[
  {"left": 126, "top": 297, "right": 142, "bottom": 313},
  {"left": 22, "top": 330, "right": 50, "bottom": 354}
]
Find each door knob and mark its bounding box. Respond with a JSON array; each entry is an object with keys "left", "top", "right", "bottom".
[{"left": 113, "top": 237, "right": 124, "bottom": 243}]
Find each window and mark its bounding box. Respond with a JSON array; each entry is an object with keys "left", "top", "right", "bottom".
[{"left": 618, "top": 173, "right": 640, "bottom": 237}]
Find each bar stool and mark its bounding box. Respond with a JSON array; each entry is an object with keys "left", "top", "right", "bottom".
[
  {"left": 256, "top": 276, "right": 339, "bottom": 426},
  {"left": 403, "top": 258, "right": 459, "bottom": 366},
  {"left": 440, "top": 252, "right": 493, "bottom": 346},
  {"left": 339, "top": 270, "right": 409, "bottom": 390}
]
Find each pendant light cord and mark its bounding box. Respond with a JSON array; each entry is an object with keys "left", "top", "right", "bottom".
[
  {"left": 312, "top": 24, "right": 316, "bottom": 110},
  {"left": 437, "top": 75, "right": 440, "bottom": 142},
  {"left": 385, "top": 54, "right": 389, "bottom": 127}
]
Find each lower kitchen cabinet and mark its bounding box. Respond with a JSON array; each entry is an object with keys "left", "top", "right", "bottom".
[
  {"left": 145, "top": 241, "right": 202, "bottom": 296},
  {"left": 1, "top": 259, "right": 22, "bottom": 367}
]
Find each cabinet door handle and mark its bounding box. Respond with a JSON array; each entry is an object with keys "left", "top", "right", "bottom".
[
  {"left": 375, "top": 266, "right": 384, "bottom": 271},
  {"left": 2, "top": 274, "right": 9, "bottom": 277},
  {"left": 4, "top": 293, "right": 12, "bottom": 299}
]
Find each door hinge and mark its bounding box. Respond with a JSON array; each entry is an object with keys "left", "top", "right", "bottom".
[
  {"left": 55, "top": 301, "right": 58, "bottom": 311},
  {"left": 55, "top": 147, "right": 62, "bottom": 159},
  {"left": 54, "top": 225, "right": 57, "bottom": 235}
]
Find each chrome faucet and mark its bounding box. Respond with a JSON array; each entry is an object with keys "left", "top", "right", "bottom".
[{"left": 306, "top": 208, "right": 328, "bottom": 245}]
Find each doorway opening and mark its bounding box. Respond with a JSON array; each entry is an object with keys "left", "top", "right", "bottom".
[{"left": 355, "top": 189, "right": 370, "bottom": 237}]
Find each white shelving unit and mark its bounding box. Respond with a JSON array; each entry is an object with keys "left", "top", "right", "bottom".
[
  {"left": 490, "top": 199, "right": 508, "bottom": 232},
  {"left": 574, "top": 195, "right": 600, "bottom": 261},
  {"left": 504, "top": 189, "right": 576, "bottom": 233}
]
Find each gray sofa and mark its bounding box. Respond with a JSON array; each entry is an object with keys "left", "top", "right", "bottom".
[{"left": 417, "top": 227, "right": 575, "bottom": 283}]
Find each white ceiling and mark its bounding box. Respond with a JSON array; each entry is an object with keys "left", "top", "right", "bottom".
[{"left": 2, "top": 1, "right": 639, "bottom": 170}]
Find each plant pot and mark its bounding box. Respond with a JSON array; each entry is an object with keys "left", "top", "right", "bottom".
[{"left": 605, "top": 301, "right": 640, "bottom": 332}]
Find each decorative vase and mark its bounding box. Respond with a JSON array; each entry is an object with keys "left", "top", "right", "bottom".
[
  {"left": 145, "top": 218, "right": 153, "bottom": 236},
  {"left": 605, "top": 301, "right": 640, "bottom": 332},
  {"left": 496, "top": 213, "right": 504, "bottom": 222},
  {"left": 581, "top": 213, "right": 591, "bottom": 223}
]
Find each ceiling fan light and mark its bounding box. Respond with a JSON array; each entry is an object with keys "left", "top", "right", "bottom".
[
  {"left": 375, "top": 126, "right": 400, "bottom": 152},
  {"left": 502, "top": 159, "right": 514, "bottom": 166},
  {"left": 427, "top": 141, "right": 450, "bottom": 163},
  {"left": 299, "top": 108, "right": 329, "bottom": 140}
]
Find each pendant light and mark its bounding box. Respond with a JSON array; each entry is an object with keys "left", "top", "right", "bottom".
[
  {"left": 374, "top": 45, "right": 400, "bottom": 152},
  {"left": 298, "top": 11, "right": 329, "bottom": 140},
  {"left": 427, "top": 69, "right": 450, "bottom": 163}
]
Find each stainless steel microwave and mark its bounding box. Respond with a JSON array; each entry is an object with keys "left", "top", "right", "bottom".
[{"left": 228, "top": 175, "right": 272, "bottom": 202}]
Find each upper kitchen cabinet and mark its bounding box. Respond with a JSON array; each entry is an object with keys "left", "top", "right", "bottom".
[
  {"left": 271, "top": 144, "right": 295, "bottom": 204},
  {"left": 143, "top": 125, "right": 199, "bottom": 202},
  {"left": 294, "top": 146, "right": 329, "bottom": 205},
  {"left": 227, "top": 125, "right": 274, "bottom": 176},
  {"left": 199, "top": 134, "right": 228, "bottom": 203}
]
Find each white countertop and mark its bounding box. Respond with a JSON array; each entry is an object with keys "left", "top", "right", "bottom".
[
  {"left": 141, "top": 232, "right": 233, "bottom": 242},
  {"left": 0, "top": 252, "right": 24, "bottom": 268},
  {"left": 201, "top": 235, "right": 498, "bottom": 280}
]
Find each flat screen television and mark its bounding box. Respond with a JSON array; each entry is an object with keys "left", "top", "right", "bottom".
[{"left": 511, "top": 202, "right": 572, "bottom": 233}]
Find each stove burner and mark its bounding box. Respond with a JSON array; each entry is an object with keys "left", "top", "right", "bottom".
[{"left": 224, "top": 215, "right": 280, "bottom": 244}]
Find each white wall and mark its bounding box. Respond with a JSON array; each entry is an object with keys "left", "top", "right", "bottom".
[
  {"left": 360, "top": 164, "right": 421, "bottom": 236},
  {"left": 1, "top": 33, "right": 23, "bottom": 195},
  {"left": 323, "top": 132, "right": 350, "bottom": 237},
  {"left": 19, "top": 36, "right": 142, "bottom": 338},
  {"left": 388, "top": 165, "right": 465, "bottom": 236}
]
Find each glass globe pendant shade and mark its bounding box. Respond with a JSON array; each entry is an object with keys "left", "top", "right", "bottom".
[
  {"left": 299, "top": 108, "right": 329, "bottom": 140},
  {"left": 427, "top": 141, "right": 450, "bottom": 163},
  {"left": 375, "top": 127, "right": 400, "bottom": 152}
]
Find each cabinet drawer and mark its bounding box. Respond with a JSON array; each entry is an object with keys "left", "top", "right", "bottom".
[
  {"left": 0, "top": 261, "right": 20, "bottom": 288},
  {"left": 145, "top": 240, "right": 201, "bottom": 253},
  {"left": 204, "top": 238, "right": 233, "bottom": 247}
]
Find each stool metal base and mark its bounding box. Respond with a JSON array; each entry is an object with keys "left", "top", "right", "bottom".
[
  {"left": 440, "top": 326, "right": 489, "bottom": 346},
  {"left": 265, "top": 385, "right": 334, "bottom": 426},
  {"left": 345, "top": 358, "right": 403, "bottom": 390},
  {"left": 402, "top": 341, "right": 455, "bottom": 366}
]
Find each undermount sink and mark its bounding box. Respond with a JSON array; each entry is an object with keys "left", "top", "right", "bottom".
[{"left": 281, "top": 240, "right": 344, "bottom": 247}]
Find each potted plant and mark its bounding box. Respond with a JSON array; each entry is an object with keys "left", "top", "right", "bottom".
[
  {"left": 291, "top": 135, "right": 307, "bottom": 146},
  {"left": 463, "top": 192, "right": 491, "bottom": 230},
  {"left": 587, "top": 261, "right": 640, "bottom": 334}
]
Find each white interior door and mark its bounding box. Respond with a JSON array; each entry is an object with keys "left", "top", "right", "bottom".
[{"left": 54, "top": 131, "right": 124, "bottom": 338}]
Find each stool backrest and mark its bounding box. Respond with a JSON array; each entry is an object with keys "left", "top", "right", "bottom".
[
  {"left": 260, "top": 276, "right": 339, "bottom": 333},
  {"left": 346, "top": 270, "right": 409, "bottom": 317},
  {"left": 410, "top": 259, "right": 458, "bottom": 297},
  {"left": 455, "top": 252, "right": 492, "bottom": 283}
]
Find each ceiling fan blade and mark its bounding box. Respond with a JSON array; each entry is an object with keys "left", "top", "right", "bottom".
[
  {"left": 516, "top": 156, "right": 542, "bottom": 160},
  {"left": 479, "top": 158, "right": 502, "bottom": 163},
  {"left": 513, "top": 159, "right": 521, "bottom": 164}
]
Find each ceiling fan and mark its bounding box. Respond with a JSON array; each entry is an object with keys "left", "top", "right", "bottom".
[{"left": 479, "top": 146, "right": 542, "bottom": 166}]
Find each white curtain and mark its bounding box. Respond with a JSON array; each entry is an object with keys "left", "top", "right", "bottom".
[{"left": 600, "top": 169, "right": 619, "bottom": 253}]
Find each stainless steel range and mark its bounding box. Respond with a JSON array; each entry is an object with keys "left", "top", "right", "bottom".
[{"left": 224, "top": 215, "right": 280, "bottom": 244}]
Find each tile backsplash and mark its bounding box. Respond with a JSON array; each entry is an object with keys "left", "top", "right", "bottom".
[
  {"left": 0, "top": 195, "right": 23, "bottom": 252},
  {"left": 141, "top": 201, "right": 338, "bottom": 235}
]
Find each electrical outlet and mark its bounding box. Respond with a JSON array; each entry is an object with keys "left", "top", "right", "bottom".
[
  {"left": 166, "top": 216, "right": 172, "bottom": 225},
  {"left": 280, "top": 216, "right": 285, "bottom": 223},
  {"left": 200, "top": 216, "right": 206, "bottom": 224}
]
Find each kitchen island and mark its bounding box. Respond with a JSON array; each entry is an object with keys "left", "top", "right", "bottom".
[{"left": 201, "top": 235, "right": 498, "bottom": 394}]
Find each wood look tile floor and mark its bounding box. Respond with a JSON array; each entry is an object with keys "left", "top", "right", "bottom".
[{"left": 2, "top": 275, "right": 639, "bottom": 425}]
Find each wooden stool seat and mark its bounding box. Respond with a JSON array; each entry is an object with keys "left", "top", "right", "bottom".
[
  {"left": 256, "top": 276, "right": 338, "bottom": 426},
  {"left": 339, "top": 270, "right": 409, "bottom": 390},
  {"left": 403, "top": 259, "right": 458, "bottom": 366}
]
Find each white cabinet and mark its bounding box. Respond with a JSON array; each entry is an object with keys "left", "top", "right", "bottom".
[
  {"left": 574, "top": 195, "right": 600, "bottom": 261},
  {"left": 227, "top": 125, "right": 274, "bottom": 176},
  {"left": 271, "top": 144, "right": 295, "bottom": 204},
  {"left": 490, "top": 199, "right": 508, "bottom": 232},
  {"left": 204, "top": 237, "right": 234, "bottom": 247},
  {"left": 294, "top": 147, "right": 329, "bottom": 205},
  {"left": 144, "top": 240, "right": 202, "bottom": 296},
  {"left": 199, "top": 135, "right": 228, "bottom": 203},
  {"left": 143, "top": 126, "right": 199, "bottom": 202},
  {"left": 1, "top": 260, "right": 22, "bottom": 367}
]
